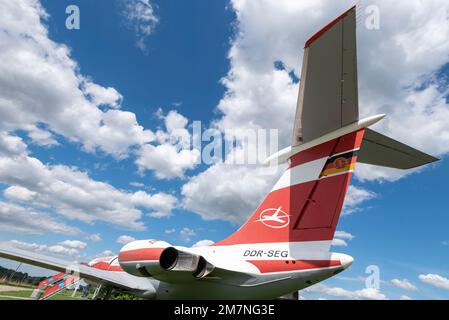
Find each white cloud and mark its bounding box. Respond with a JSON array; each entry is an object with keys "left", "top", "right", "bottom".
[
  {"left": 332, "top": 231, "right": 354, "bottom": 247},
  {"left": 4, "top": 185, "right": 37, "bottom": 202},
  {"left": 419, "top": 274, "right": 449, "bottom": 290},
  {"left": 96, "top": 250, "right": 116, "bottom": 258},
  {"left": 130, "top": 181, "right": 145, "bottom": 187},
  {"left": 130, "top": 191, "right": 178, "bottom": 218},
  {"left": 6, "top": 240, "right": 82, "bottom": 258},
  {"left": 87, "top": 234, "right": 102, "bottom": 242},
  {"left": 46, "top": 245, "right": 79, "bottom": 257},
  {"left": 334, "top": 231, "right": 355, "bottom": 240},
  {"left": 391, "top": 279, "right": 418, "bottom": 292},
  {"left": 180, "top": 227, "right": 196, "bottom": 242},
  {"left": 164, "top": 228, "right": 176, "bottom": 234},
  {"left": 331, "top": 239, "right": 348, "bottom": 247},
  {"left": 27, "top": 126, "right": 59, "bottom": 146},
  {"left": 136, "top": 110, "right": 200, "bottom": 180},
  {"left": 192, "top": 240, "right": 214, "bottom": 247},
  {"left": 0, "top": 139, "right": 177, "bottom": 230},
  {"left": 305, "top": 283, "right": 387, "bottom": 300},
  {"left": 137, "top": 144, "right": 200, "bottom": 179},
  {"left": 163, "top": 109, "right": 189, "bottom": 133},
  {"left": 182, "top": 164, "right": 283, "bottom": 224},
  {"left": 122, "top": 0, "right": 159, "bottom": 51},
  {"left": 116, "top": 235, "right": 136, "bottom": 245},
  {"left": 0, "top": 201, "right": 79, "bottom": 235},
  {"left": 59, "top": 240, "right": 87, "bottom": 249},
  {"left": 6, "top": 240, "right": 48, "bottom": 252},
  {"left": 83, "top": 81, "right": 123, "bottom": 108},
  {"left": 400, "top": 295, "right": 413, "bottom": 300},
  {"left": 0, "top": 0, "right": 155, "bottom": 158},
  {"left": 342, "top": 186, "right": 377, "bottom": 215},
  {"left": 0, "top": 132, "right": 28, "bottom": 157}
]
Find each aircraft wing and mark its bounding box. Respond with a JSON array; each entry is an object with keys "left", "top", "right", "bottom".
[{"left": 0, "top": 245, "right": 155, "bottom": 293}]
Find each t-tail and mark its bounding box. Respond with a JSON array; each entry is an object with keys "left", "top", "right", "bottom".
[{"left": 215, "top": 6, "right": 438, "bottom": 254}]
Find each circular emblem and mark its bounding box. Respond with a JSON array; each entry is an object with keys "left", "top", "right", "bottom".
[
  {"left": 256, "top": 206, "right": 290, "bottom": 229},
  {"left": 333, "top": 157, "right": 349, "bottom": 169}
]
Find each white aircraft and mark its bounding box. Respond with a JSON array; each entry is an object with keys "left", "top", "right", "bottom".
[{"left": 0, "top": 6, "right": 438, "bottom": 300}]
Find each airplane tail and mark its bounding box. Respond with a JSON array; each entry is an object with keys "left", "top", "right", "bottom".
[
  {"left": 216, "top": 124, "right": 366, "bottom": 249},
  {"left": 215, "top": 6, "right": 437, "bottom": 250}
]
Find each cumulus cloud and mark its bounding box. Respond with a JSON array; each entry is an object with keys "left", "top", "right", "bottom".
[
  {"left": 419, "top": 274, "right": 449, "bottom": 290},
  {"left": 331, "top": 239, "right": 348, "bottom": 247},
  {"left": 342, "top": 186, "right": 377, "bottom": 215},
  {"left": 6, "top": 240, "right": 83, "bottom": 258},
  {"left": 136, "top": 110, "right": 200, "bottom": 179},
  {"left": 305, "top": 283, "right": 387, "bottom": 300},
  {"left": 0, "top": 135, "right": 177, "bottom": 230},
  {"left": 0, "top": 201, "right": 79, "bottom": 235},
  {"left": 0, "top": 132, "right": 28, "bottom": 157},
  {"left": 137, "top": 144, "right": 200, "bottom": 179},
  {"left": 59, "top": 240, "right": 87, "bottom": 249},
  {"left": 182, "top": 164, "right": 283, "bottom": 224},
  {"left": 130, "top": 191, "right": 178, "bottom": 218},
  {"left": 180, "top": 227, "right": 196, "bottom": 242},
  {"left": 334, "top": 231, "right": 355, "bottom": 240},
  {"left": 0, "top": 0, "right": 155, "bottom": 158},
  {"left": 121, "top": 0, "right": 159, "bottom": 51},
  {"left": 391, "top": 279, "right": 418, "bottom": 292},
  {"left": 192, "top": 240, "right": 214, "bottom": 247},
  {"left": 164, "top": 228, "right": 176, "bottom": 234},
  {"left": 96, "top": 250, "right": 116, "bottom": 258},
  {"left": 130, "top": 181, "right": 145, "bottom": 188},
  {"left": 332, "top": 231, "right": 354, "bottom": 247},
  {"left": 116, "top": 235, "right": 136, "bottom": 245},
  {"left": 87, "top": 234, "right": 102, "bottom": 242}
]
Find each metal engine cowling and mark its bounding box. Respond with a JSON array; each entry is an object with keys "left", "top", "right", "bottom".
[
  {"left": 119, "top": 240, "right": 215, "bottom": 281},
  {"left": 159, "top": 247, "right": 215, "bottom": 279},
  {"left": 118, "top": 239, "right": 171, "bottom": 277}
]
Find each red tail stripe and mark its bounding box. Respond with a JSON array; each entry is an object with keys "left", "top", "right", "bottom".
[
  {"left": 290, "top": 130, "right": 364, "bottom": 169},
  {"left": 289, "top": 139, "right": 336, "bottom": 168},
  {"left": 305, "top": 6, "right": 355, "bottom": 48},
  {"left": 248, "top": 259, "right": 341, "bottom": 273}
]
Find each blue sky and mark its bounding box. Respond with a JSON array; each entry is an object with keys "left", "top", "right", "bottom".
[{"left": 0, "top": 0, "right": 448, "bottom": 300}]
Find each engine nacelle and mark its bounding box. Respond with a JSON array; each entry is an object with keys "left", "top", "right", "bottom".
[
  {"left": 118, "top": 240, "right": 215, "bottom": 281},
  {"left": 118, "top": 239, "right": 171, "bottom": 277},
  {"left": 159, "top": 247, "right": 215, "bottom": 278}
]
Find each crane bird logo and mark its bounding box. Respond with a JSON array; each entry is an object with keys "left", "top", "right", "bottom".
[{"left": 255, "top": 206, "right": 290, "bottom": 229}]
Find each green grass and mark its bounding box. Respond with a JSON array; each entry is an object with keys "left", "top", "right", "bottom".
[
  {"left": 0, "top": 290, "right": 33, "bottom": 298},
  {"left": 0, "top": 279, "right": 35, "bottom": 289},
  {"left": 47, "top": 290, "right": 86, "bottom": 300},
  {"left": 0, "top": 288, "right": 88, "bottom": 300},
  {"left": 0, "top": 297, "right": 24, "bottom": 300}
]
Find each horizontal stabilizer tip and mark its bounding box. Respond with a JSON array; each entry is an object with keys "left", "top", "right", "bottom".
[{"left": 358, "top": 129, "right": 439, "bottom": 169}]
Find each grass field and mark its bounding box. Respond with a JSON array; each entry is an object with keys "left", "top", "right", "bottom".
[{"left": 0, "top": 287, "right": 88, "bottom": 300}]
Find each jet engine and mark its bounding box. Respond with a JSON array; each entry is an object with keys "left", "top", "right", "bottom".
[{"left": 118, "top": 239, "right": 215, "bottom": 282}]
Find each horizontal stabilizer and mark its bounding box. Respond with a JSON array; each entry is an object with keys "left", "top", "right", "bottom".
[{"left": 358, "top": 129, "right": 439, "bottom": 169}]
